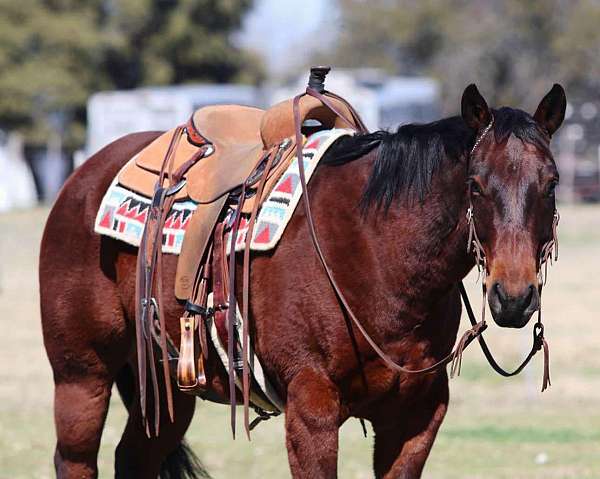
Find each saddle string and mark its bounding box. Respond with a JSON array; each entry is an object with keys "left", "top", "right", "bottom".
[
  {"left": 136, "top": 126, "right": 210, "bottom": 435},
  {"left": 226, "top": 181, "right": 247, "bottom": 439},
  {"left": 154, "top": 137, "right": 187, "bottom": 428},
  {"left": 223, "top": 145, "right": 283, "bottom": 438},
  {"left": 198, "top": 244, "right": 213, "bottom": 360},
  {"left": 153, "top": 145, "right": 211, "bottom": 431},
  {"left": 241, "top": 146, "right": 280, "bottom": 438},
  {"left": 136, "top": 126, "right": 183, "bottom": 435},
  {"left": 151, "top": 192, "right": 171, "bottom": 434}
]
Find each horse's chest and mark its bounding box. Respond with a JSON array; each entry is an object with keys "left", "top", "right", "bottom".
[{"left": 341, "top": 357, "right": 442, "bottom": 420}]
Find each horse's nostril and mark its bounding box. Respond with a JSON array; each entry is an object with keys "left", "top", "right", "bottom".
[
  {"left": 489, "top": 282, "right": 539, "bottom": 327},
  {"left": 524, "top": 285, "right": 534, "bottom": 304},
  {"left": 522, "top": 284, "right": 538, "bottom": 311},
  {"left": 493, "top": 282, "right": 507, "bottom": 303}
]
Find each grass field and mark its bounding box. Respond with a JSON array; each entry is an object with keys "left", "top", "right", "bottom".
[{"left": 0, "top": 205, "right": 599, "bottom": 478}]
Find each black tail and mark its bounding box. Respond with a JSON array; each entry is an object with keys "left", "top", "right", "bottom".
[
  {"left": 115, "top": 365, "right": 211, "bottom": 479},
  {"left": 160, "top": 440, "right": 211, "bottom": 479}
]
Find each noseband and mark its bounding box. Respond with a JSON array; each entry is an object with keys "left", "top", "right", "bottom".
[{"left": 464, "top": 115, "right": 557, "bottom": 391}]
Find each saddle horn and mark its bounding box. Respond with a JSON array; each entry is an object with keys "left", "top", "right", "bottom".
[{"left": 308, "top": 66, "right": 331, "bottom": 93}]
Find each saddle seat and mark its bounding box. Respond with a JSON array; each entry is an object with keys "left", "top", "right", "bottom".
[
  {"left": 190, "top": 104, "right": 265, "bottom": 151},
  {"left": 119, "top": 105, "right": 269, "bottom": 204},
  {"left": 118, "top": 94, "right": 361, "bottom": 203}
]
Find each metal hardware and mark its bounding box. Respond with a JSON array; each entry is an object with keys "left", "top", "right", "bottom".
[{"left": 470, "top": 115, "right": 494, "bottom": 156}]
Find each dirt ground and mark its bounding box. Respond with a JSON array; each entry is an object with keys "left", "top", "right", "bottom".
[{"left": 0, "top": 204, "right": 598, "bottom": 478}]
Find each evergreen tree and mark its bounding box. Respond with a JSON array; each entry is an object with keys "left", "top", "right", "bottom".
[
  {"left": 328, "top": 0, "right": 600, "bottom": 112},
  {"left": 0, "top": 0, "right": 261, "bottom": 150}
]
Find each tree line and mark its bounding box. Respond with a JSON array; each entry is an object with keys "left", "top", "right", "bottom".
[
  {"left": 2, "top": 0, "right": 598, "bottom": 154},
  {"left": 327, "top": 0, "right": 600, "bottom": 113},
  {"left": 0, "top": 0, "right": 262, "bottom": 151}
]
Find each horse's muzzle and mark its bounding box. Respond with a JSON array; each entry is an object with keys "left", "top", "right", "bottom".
[{"left": 488, "top": 282, "right": 540, "bottom": 328}]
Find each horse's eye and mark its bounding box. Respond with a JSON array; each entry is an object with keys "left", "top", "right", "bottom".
[
  {"left": 470, "top": 181, "right": 483, "bottom": 196},
  {"left": 546, "top": 180, "right": 558, "bottom": 198}
]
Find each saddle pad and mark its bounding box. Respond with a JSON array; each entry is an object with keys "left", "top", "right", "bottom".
[
  {"left": 94, "top": 178, "right": 197, "bottom": 254},
  {"left": 226, "top": 128, "right": 352, "bottom": 253},
  {"left": 94, "top": 128, "right": 351, "bottom": 254}
]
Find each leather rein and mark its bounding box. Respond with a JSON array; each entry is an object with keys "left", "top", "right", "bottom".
[
  {"left": 136, "top": 91, "right": 555, "bottom": 439},
  {"left": 292, "top": 91, "right": 556, "bottom": 388}
]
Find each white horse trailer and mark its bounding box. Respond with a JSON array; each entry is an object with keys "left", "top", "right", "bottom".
[
  {"left": 271, "top": 69, "right": 440, "bottom": 132},
  {"left": 84, "top": 84, "right": 264, "bottom": 161},
  {"left": 0, "top": 132, "right": 37, "bottom": 212}
]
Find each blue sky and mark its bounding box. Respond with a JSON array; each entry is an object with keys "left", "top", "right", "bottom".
[{"left": 238, "top": 0, "right": 336, "bottom": 76}]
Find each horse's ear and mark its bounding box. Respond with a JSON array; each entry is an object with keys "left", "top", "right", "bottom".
[
  {"left": 534, "top": 84, "right": 567, "bottom": 137},
  {"left": 461, "top": 84, "right": 492, "bottom": 131}
]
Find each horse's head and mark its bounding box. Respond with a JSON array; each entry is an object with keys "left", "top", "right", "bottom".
[{"left": 461, "top": 84, "right": 566, "bottom": 328}]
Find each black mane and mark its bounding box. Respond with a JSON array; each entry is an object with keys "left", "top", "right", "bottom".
[
  {"left": 492, "top": 107, "right": 551, "bottom": 155},
  {"left": 321, "top": 107, "right": 549, "bottom": 212}
]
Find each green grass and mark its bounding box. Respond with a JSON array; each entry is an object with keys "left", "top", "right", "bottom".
[
  {"left": 1, "top": 204, "right": 600, "bottom": 478},
  {"left": 442, "top": 424, "right": 600, "bottom": 444}
]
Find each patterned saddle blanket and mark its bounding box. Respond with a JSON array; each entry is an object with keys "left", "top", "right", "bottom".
[{"left": 94, "top": 128, "right": 350, "bottom": 254}]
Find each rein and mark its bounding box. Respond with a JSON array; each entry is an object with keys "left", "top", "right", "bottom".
[{"left": 293, "top": 96, "right": 556, "bottom": 387}]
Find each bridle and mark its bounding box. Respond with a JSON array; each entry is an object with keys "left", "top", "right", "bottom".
[
  {"left": 464, "top": 114, "right": 557, "bottom": 391},
  {"left": 293, "top": 98, "right": 556, "bottom": 389}
]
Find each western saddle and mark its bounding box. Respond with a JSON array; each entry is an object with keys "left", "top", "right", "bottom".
[{"left": 122, "top": 67, "right": 368, "bottom": 437}]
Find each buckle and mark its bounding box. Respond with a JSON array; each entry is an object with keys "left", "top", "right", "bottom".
[
  {"left": 184, "top": 300, "right": 214, "bottom": 318},
  {"left": 165, "top": 179, "right": 187, "bottom": 196}
]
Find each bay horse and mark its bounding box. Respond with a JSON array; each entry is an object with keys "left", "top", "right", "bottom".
[{"left": 40, "top": 83, "right": 566, "bottom": 478}]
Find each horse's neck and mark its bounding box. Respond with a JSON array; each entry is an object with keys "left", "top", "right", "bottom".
[
  {"left": 378, "top": 159, "right": 473, "bottom": 301},
  {"left": 313, "top": 151, "right": 473, "bottom": 317}
]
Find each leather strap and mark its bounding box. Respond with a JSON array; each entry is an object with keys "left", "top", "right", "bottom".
[
  {"left": 306, "top": 88, "right": 369, "bottom": 134},
  {"left": 136, "top": 128, "right": 181, "bottom": 435},
  {"left": 212, "top": 223, "right": 229, "bottom": 344},
  {"left": 241, "top": 146, "right": 279, "bottom": 437},
  {"left": 135, "top": 127, "right": 209, "bottom": 435},
  {"left": 226, "top": 183, "right": 247, "bottom": 438},
  {"left": 225, "top": 145, "right": 285, "bottom": 437},
  {"left": 292, "top": 92, "right": 486, "bottom": 376},
  {"left": 459, "top": 283, "right": 548, "bottom": 386}
]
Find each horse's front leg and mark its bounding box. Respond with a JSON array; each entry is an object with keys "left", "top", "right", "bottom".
[
  {"left": 285, "top": 367, "right": 341, "bottom": 478},
  {"left": 372, "top": 373, "right": 449, "bottom": 479}
]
